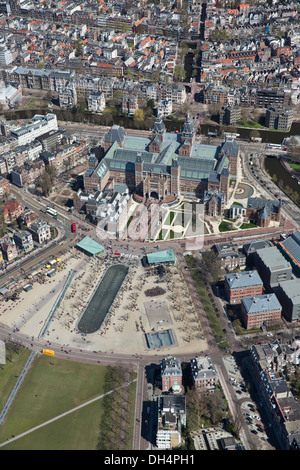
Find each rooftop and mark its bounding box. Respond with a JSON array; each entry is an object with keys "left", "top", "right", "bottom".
[
  {"left": 278, "top": 279, "right": 300, "bottom": 305},
  {"left": 256, "top": 246, "right": 292, "bottom": 272},
  {"left": 278, "top": 230, "right": 300, "bottom": 268},
  {"left": 225, "top": 270, "right": 263, "bottom": 288},
  {"left": 242, "top": 293, "right": 282, "bottom": 314},
  {"left": 146, "top": 249, "right": 176, "bottom": 265},
  {"left": 76, "top": 236, "right": 105, "bottom": 255}
]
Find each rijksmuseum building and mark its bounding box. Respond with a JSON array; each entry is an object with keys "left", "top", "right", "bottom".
[{"left": 83, "top": 114, "right": 239, "bottom": 204}]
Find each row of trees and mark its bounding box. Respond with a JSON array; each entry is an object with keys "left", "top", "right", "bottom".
[{"left": 97, "top": 366, "right": 136, "bottom": 450}]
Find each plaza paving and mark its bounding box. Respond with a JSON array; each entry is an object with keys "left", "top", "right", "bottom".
[{"left": 0, "top": 247, "right": 207, "bottom": 356}]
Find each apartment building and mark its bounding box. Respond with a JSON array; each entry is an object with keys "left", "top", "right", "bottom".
[
  {"left": 156, "top": 395, "right": 186, "bottom": 449},
  {"left": 249, "top": 342, "right": 300, "bottom": 449},
  {"left": 13, "top": 230, "right": 34, "bottom": 253},
  {"left": 160, "top": 356, "right": 182, "bottom": 393},
  {"left": 121, "top": 94, "right": 138, "bottom": 116},
  {"left": 265, "top": 106, "right": 294, "bottom": 131},
  {"left": 157, "top": 99, "right": 172, "bottom": 117},
  {"left": 40, "top": 141, "right": 88, "bottom": 175},
  {"left": 241, "top": 293, "right": 282, "bottom": 329},
  {"left": 0, "top": 38, "right": 13, "bottom": 66},
  {"left": 203, "top": 84, "right": 229, "bottom": 105},
  {"left": 36, "top": 130, "right": 62, "bottom": 152},
  {"left": 0, "top": 176, "right": 10, "bottom": 197},
  {"left": 58, "top": 82, "right": 77, "bottom": 109},
  {"left": 9, "top": 67, "right": 75, "bottom": 92},
  {"left": 225, "top": 270, "right": 263, "bottom": 304},
  {"left": 10, "top": 114, "right": 58, "bottom": 146},
  {"left": 145, "top": 83, "right": 186, "bottom": 104},
  {"left": 11, "top": 161, "right": 45, "bottom": 188},
  {"left": 219, "top": 105, "right": 241, "bottom": 125},
  {"left": 255, "top": 88, "right": 290, "bottom": 109}
]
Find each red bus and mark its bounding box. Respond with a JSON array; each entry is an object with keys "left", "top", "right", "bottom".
[{"left": 71, "top": 222, "right": 76, "bottom": 233}]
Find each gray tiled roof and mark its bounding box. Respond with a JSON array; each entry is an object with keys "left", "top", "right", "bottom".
[
  {"left": 103, "top": 125, "right": 126, "bottom": 143},
  {"left": 225, "top": 270, "right": 263, "bottom": 288},
  {"left": 242, "top": 293, "right": 282, "bottom": 314},
  {"left": 221, "top": 139, "right": 239, "bottom": 157}
]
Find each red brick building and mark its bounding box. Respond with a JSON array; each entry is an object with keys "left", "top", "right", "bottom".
[
  {"left": 241, "top": 294, "right": 282, "bottom": 330},
  {"left": 246, "top": 198, "right": 281, "bottom": 228},
  {"left": 1, "top": 198, "right": 24, "bottom": 222},
  {"left": 160, "top": 356, "right": 183, "bottom": 393},
  {"left": 225, "top": 270, "right": 263, "bottom": 304}
]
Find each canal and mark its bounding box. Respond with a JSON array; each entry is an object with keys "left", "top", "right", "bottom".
[
  {"left": 199, "top": 121, "right": 300, "bottom": 143},
  {"left": 264, "top": 156, "right": 300, "bottom": 207}
]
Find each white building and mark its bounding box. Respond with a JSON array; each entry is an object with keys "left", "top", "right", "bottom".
[
  {"left": 0, "top": 37, "right": 13, "bottom": 65},
  {"left": 10, "top": 114, "right": 58, "bottom": 146},
  {"left": 28, "top": 220, "right": 51, "bottom": 244},
  {"left": 157, "top": 99, "right": 172, "bottom": 117},
  {"left": 156, "top": 429, "right": 181, "bottom": 449},
  {"left": 87, "top": 91, "right": 106, "bottom": 112}
]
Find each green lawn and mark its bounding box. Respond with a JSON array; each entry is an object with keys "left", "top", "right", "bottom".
[
  {"left": 219, "top": 221, "right": 236, "bottom": 232},
  {"left": 239, "top": 119, "right": 264, "bottom": 129},
  {"left": 0, "top": 344, "right": 31, "bottom": 412},
  {"left": 240, "top": 222, "right": 257, "bottom": 229},
  {"left": 290, "top": 162, "right": 300, "bottom": 173},
  {"left": 24, "top": 98, "right": 49, "bottom": 110},
  {"left": 0, "top": 354, "right": 136, "bottom": 450}
]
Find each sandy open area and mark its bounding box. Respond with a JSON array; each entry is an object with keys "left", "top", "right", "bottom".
[{"left": 0, "top": 248, "right": 207, "bottom": 356}]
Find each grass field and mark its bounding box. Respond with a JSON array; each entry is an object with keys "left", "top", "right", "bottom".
[
  {"left": 24, "top": 98, "right": 50, "bottom": 110},
  {"left": 0, "top": 353, "right": 136, "bottom": 450},
  {"left": 0, "top": 344, "right": 31, "bottom": 412}
]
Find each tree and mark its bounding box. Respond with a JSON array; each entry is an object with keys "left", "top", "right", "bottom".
[
  {"left": 146, "top": 99, "right": 155, "bottom": 110},
  {"left": 0, "top": 211, "right": 6, "bottom": 238},
  {"left": 73, "top": 39, "right": 84, "bottom": 57},
  {"left": 288, "top": 136, "right": 300, "bottom": 163},
  {"left": 39, "top": 170, "right": 52, "bottom": 197},
  {"left": 39, "top": 165, "right": 57, "bottom": 196},
  {"left": 173, "top": 65, "right": 186, "bottom": 82},
  {"left": 201, "top": 250, "right": 221, "bottom": 283},
  {"left": 112, "top": 90, "right": 124, "bottom": 105},
  {"left": 134, "top": 109, "right": 144, "bottom": 122},
  {"left": 151, "top": 71, "right": 160, "bottom": 82}
]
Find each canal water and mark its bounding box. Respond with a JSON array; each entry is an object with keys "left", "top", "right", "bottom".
[
  {"left": 199, "top": 121, "right": 300, "bottom": 143},
  {"left": 264, "top": 156, "right": 300, "bottom": 206}
]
